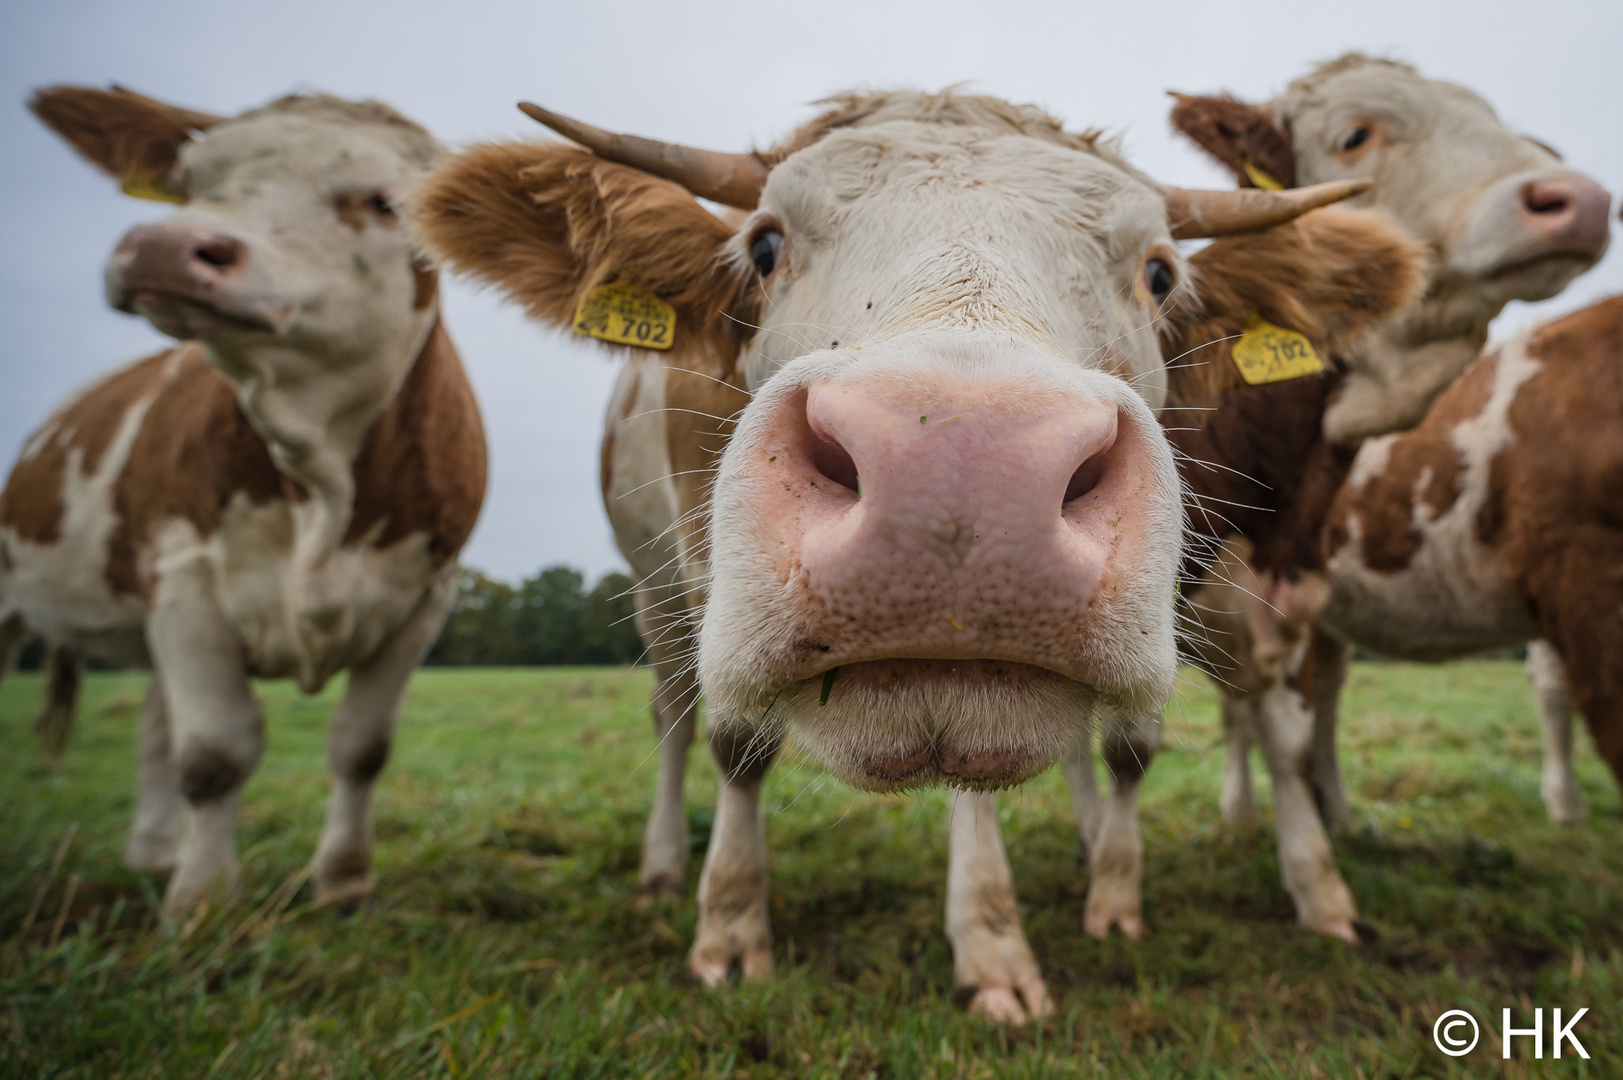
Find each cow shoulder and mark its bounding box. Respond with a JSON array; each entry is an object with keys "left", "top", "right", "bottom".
[
  {"left": 1, "top": 350, "right": 177, "bottom": 547},
  {"left": 346, "top": 318, "right": 486, "bottom": 562},
  {"left": 106, "top": 346, "right": 287, "bottom": 595}
]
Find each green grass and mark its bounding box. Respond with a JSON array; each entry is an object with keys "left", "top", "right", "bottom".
[{"left": 2, "top": 662, "right": 1620, "bottom": 1078}]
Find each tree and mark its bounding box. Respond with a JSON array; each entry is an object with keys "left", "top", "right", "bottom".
[{"left": 424, "top": 565, "right": 646, "bottom": 666}]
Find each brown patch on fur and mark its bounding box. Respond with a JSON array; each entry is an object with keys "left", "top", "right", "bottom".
[
  {"left": 1169, "top": 93, "right": 1296, "bottom": 189},
  {"left": 1490, "top": 298, "right": 1623, "bottom": 783},
  {"left": 1327, "top": 351, "right": 1501, "bottom": 572},
  {"left": 0, "top": 350, "right": 182, "bottom": 547},
  {"left": 1160, "top": 208, "right": 1427, "bottom": 581},
  {"left": 412, "top": 143, "right": 757, "bottom": 378},
  {"left": 345, "top": 318, "right": 486, "bottom": 562},
  {"left": 411, "top": 259, "right": 438, "bottom": 311},
  {"left": 179, "top": 744, "right": 247, "bottom": 803},
  {"left": 28, "top": 86, "right": 212, "bottom": 198},
  {"left": 103, "top": 346, "right": 290, "bottom": 595}
]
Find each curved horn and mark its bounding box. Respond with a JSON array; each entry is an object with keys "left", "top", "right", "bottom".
[
  {"left": 110, "top": 85, "right": 226, "bottom": 132},
  {"left": 1165, "top": 178, "right": 1372, "bottom": 239},
  {"left": 518, "top": 102, "right": 769, "bottom": 210}
]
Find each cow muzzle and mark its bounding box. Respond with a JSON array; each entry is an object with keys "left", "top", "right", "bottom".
[
  {"left": 698, "top": 344, "right": 1181, "bottom": 790},
  {"left": 1450, "top": 170, "right": 1612, "bottom": 300},
  {"left": 105, "top": 222, "right": 288, "bottom": 338}
]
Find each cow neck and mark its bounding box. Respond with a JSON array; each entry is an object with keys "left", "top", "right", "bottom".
[
  {"left": 1325, "top": 273, "right": 1498, "bottom": 445},
  {"left": 200, "top": 303, "right": 439, "bottom": 689}
]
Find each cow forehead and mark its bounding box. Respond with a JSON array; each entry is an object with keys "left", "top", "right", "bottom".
[
  {"left": 1281, "top": 64, "right": 1507, "bottom": 143},
  {"left": 179, "top": 114, "right": 438, "bottom": 199},
  {"left": 770, "top": 121, "right": 1158, "bottom": 230}
]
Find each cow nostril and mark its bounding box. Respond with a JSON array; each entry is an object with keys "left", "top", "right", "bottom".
[
  {"left": 1063, "top": 452, "right": 1108, "bottom": 505},
  {"left": 1523, "top": 182, "right": 1572, "bottom": 216},
  {"left": 193, "top": 239, "right": 241, "bottom": 269},
  {"left": 811, "top": 434, "right": 860, "bottom": 494}
]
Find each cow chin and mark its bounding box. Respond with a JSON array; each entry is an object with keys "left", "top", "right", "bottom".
[
  {"left": 721, "top": 658, "right": 1099, "bottom": 793},
  {"left": 127, "top": 290, "right": 285, "bottom": 341}
]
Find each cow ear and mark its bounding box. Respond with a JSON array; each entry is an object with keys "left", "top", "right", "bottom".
[
  {"left": 1169, "top": 93, "right": 1296, "bottom": 191},
  {"left": 409, "top": 141, "right": 756, "bottom": 373},
  {"left": 28, "top": 85, "right": 220, "bottom": 202},
  {"left": 1160, "top": 207, "right": 1429, "bottom": 406}
]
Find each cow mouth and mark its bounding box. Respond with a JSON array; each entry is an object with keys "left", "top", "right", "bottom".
[
  {"left": 1483, "top": 249, "right": 1601, "bottom": 281},
  {"left": 760, "top": 657, "right": 1094, "bottom": 792},
  {"left": 124, "top": 289, "right": 280, "bottom": 339}
]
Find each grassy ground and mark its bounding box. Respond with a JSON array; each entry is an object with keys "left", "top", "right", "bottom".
[{"left": 2, "top": 663, "right": 1619, "bottom": 1079}]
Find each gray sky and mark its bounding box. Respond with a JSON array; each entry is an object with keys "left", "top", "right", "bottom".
[{"left": 3, "top": 0, "right": 1618, "bottom": 582}]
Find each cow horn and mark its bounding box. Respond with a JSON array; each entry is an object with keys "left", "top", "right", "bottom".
[
  {"left": 1165, "top": 178, "right": 1372, "bottom": 239},
  {"left": 518, "top": 102, "right": 770, "bottom": 210},
  {"left": 110, "top": 85, "right": 226, "bottom": 132}
]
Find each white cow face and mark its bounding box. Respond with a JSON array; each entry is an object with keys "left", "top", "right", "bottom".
[
  {"left": 93, "top": 97, "right": 443, "bottom": 380},
  {"left": 1277, "top": 58, "right": 1611, "bottom": 306},
  {"left": 704, "top": 102, "right": 1188, "bottom": 789}
]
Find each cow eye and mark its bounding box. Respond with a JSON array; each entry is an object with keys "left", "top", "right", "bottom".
[
  {"left": 1143, "top": 258, "right": 1174, "bottom": 301},
  {"left": 367, "top": 193, "right": 396, "bottom": 218},
  {"left": 750, "top": 229, "right": 785, "bottom": 277},
  {"left": 1338, "top": 126, "right": 1371, "bottom": 153}
]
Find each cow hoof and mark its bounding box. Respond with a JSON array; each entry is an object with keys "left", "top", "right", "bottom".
[
  {"left": 161, "top": 862, "right": 240, "bottom": 922},
  {"left": 690, "top": 945, "right": 771, "bottom": 988},
  {"left": 314, "top": 875, "right": 375, "bottom": 913},
  {"left": 1306, "top": 917, "right": 1360, "bottom": 945},
  {"left": 636, "top": 869, "right": 687, "bottom": 904},
  {"left": 962, "top": 979, "right": 1052, "bottom": 1025},
  {"left": 124, "top": 833, "right": 180, "bottom": 871},
  {"left": 1084, "top": 877, "right": 1143, "bottom": 940}
]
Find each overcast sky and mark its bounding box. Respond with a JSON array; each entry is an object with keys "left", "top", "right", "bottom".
[{"left": 3, "top": 0, "right": 1618, "bottom": 583}]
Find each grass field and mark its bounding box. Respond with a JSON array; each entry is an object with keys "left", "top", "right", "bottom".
[{"left": 2, "top": 662, "right": 1620, "bottom": 1078}]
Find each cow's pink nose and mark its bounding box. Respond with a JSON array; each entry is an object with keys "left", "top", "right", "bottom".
[
  {"left": 746, "top": 369, "right": 1143, "bottom": 674},
  {"left": 111, "top": 223, "right": 250, "bottom": 291},
  {"left": 1519, "top": 175, "right": 1613, "bottom": 256}
]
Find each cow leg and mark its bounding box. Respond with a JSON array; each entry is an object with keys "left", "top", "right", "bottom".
[
  {"left": 124, "top": 676, "right": 183, "bottom": 869},
  {"left": 312, "top": 572, "right": 456, "bottom": 909},
  {"left": 1084, "top": 707, "right": 1159, "bottom": 940},
  {"left": 1308, "top": 628, "right": 1354, "bottom": 831},
  {"left": 1253, "top": 683, "right": 1358, "bottom": 942},
  {"left": 1059, "top": 728, "right": 1101, "bottom": 863},
  {"left": 147, "top": 564, "right": 264, "bottom": 920},
  {"left": 33, "top": 645, "right": 83, "bottom": 767},
  {"left": 637, "top": 595, "right": 699, "bottom": 895},
  {"left": 1219, "top": 692, "right": 1258, "bottom": 827},
  {"left": 946, "top": 789, "right": 1050, "bottom": 1023},
  {"left": 0, "top": 610, "right": 27, "bottom": 682},
  {"left": 1526, "top": 640, "right": 1585, "bottom": 824},
  {"left": 690, "top": 725, "right": 777, "bottom": 986}
]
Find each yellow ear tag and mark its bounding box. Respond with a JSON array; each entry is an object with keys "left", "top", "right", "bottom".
[
  {"left": 1232, "top": 314, "right": 1325, "bottom": 385},
  {"left": 572, "top": 279, "right": 676, "bottom": 351},
  {"left": 120, "top": 178, "right": 185, "bottom": 204},
  {"left": 1242, "top": 160, "right": 1285, "bottom": 191}
]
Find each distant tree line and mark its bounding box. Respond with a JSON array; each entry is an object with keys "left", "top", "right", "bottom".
[{"left": 424, "top": 566, "right": 645, "bottom": 666}]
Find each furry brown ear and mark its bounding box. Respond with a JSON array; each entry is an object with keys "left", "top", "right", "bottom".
[
  {"left": 28, "top": 86, "right": 220, "bottom": 201},
  {"left": 1169, "top": 93, "right": 1295, "bottom": 190},
  {"left": 1161, "top": 206, "right": 1429, "bottom": 411},
  {"left": 410, "top": 141, "right": 757, "bottom": 374}
]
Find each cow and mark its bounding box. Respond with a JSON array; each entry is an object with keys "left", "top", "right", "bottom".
[
  {"left": 0, "top": 87, "right": 487, "bottom": 919},
  {"left": 1084, "top": 53, "right": 1611, "bottom": 939},
  {"left": 1321, "top": 293, "right": 1623, "bottom": 812},
  {"left": 412, "top": 88, "right": 1424, "bottom": 1020}
]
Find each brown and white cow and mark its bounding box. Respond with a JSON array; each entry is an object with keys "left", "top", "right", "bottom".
[
  {"left": 413, "top": 89, "right": 1423, "bottom": 1020},
  {"left": 0, "top": 87, "right": 486, "bottom": 918},
  {"left": 1109, "top": 54, "right": 1611, "bottom": 937},
  {"left": 1322, "top": 293, "right": 1623, "bottom": 806}
]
